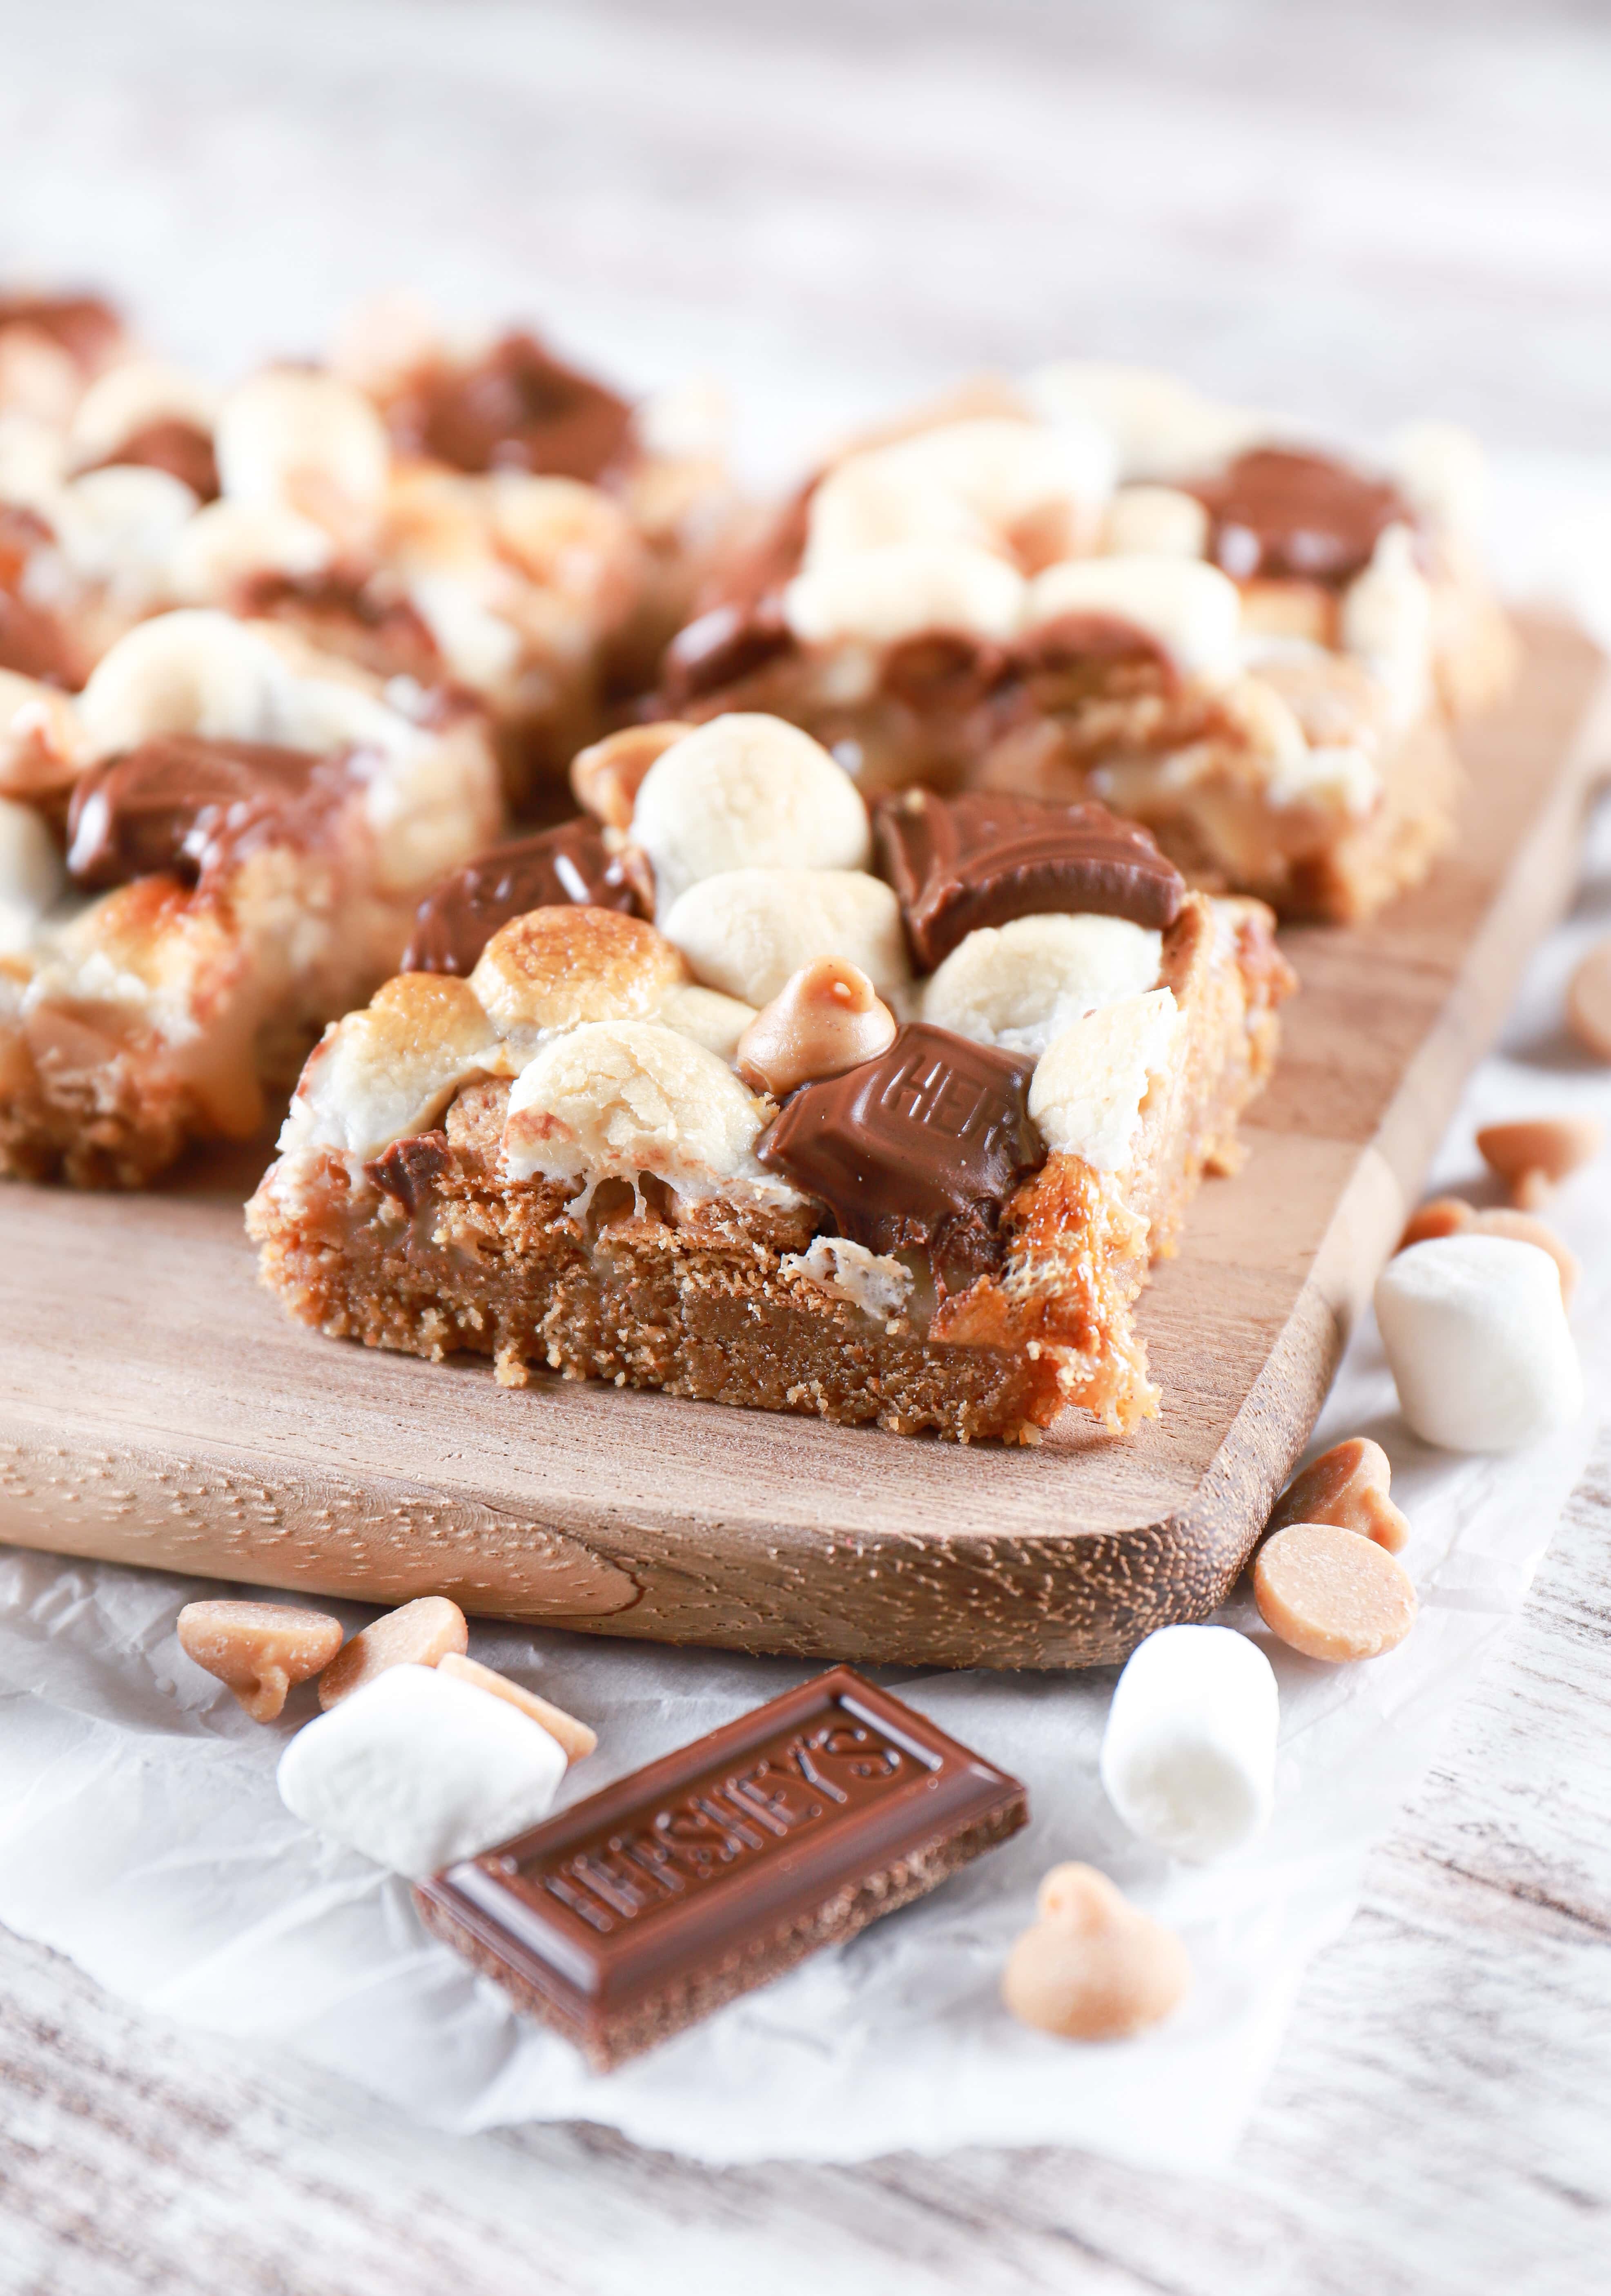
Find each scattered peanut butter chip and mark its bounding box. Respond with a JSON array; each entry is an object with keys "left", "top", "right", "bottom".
[
  {"left": 1475, "top": 1116, "right": 1601, "bottom": 1208},
  {"left": 1268, "top": 1436, "right": 1410, "bottom": 1555},
  {"left": 436, "top": 1651, "right": 597, "bottom": 1763},
  {"left": 1567, "top": 939, "right": 1611, "bottom": 1061},
  {"left": 1398, "top": 1196, "right": 1473, "bottom": 1250},
  {"left": 569, "top": 720, "right": 693, "bottom": 830},
  {"left": 177, "top": 1600, "right": 344, "bottom": 1723},
  {"left": 1253, "top": 1522, "right": 1417, "bottom": 1662},
  {"left": 318, "top": 1594, "right": 468, "bottom": 1709},
  {"left": 736, "top": 956, "right": 898, "bottom": 1099},
  {"left": 1003, "top": 1863, "right": 1190, "bottom": 2042},
  {"left": 1467, "top": 1208, "right": 1579, "bottom": 1307}
]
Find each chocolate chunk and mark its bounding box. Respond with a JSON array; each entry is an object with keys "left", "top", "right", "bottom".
[
  {"left": 873, "top": 789, "right": 1185, "bottom": 971},
  {"left": 0, "top": 588, "right": 78, "bottom": 687},
  {"left": 392, "top": 332, "right": 635, "bottom": 483},
  {"left": 65, "top": 734, "right": 334, "bottom": 890},
  {"left": 366, "top": 1130, "right": 452, "bottom": 1213},
  {"left": 880, "top": 630, "right": 1006, "bottom": 713},
  {"left": 0, "top": 292, "right": 122, "bottom": 373},
  {"left": 657, "top": 483, "right": 813, "bottom": 707},
  {"left": 1188, "top": 447, "right": 1410, "bottom": 585},
  {"left": 94, "top": 418, "right": 220, "bottom": 502},
  {"left": 757, "top": 1022, "right": 1043, "bottom": 1287},
  {"left": 1013, "top": 611, "right": 1172, "bottom": 680},
  {"left": 402, "top": 820, "right": 643, "bottom": 976},
  {"left": 415, "top": 1665, "right": 1027, "bottom": 2071}
]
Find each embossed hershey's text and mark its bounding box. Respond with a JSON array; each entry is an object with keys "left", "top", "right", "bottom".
[{"left": 530, "top": 1708, "right": 918, "bottom": 1936}]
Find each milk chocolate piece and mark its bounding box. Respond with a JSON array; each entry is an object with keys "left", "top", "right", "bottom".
[
  {"left": 657, "top": 483, "right": 812, "bottom": 705},
  {"left": 391, "top": 332, "right": 635, "bottom": 483},
  {"left": 414, "top": 1665, "right": 1027, "bottom": 2071},
  {"left": 0, "top": 292, "right": 122, "bottom": 372},
  {"left": 65, "top": 733, "right": 336, "bottom": 890},
  {"left": 94, "top": 417, "right": 220, "bottom": 502},
  {"left": 1189, "top": 446, "right": 1410, "bottom": 585},
  {"left": 874, "top": 788, "right": 1185, "bottom": 970},
  {"left": 402, "top": 820, "right": 643, "bottom": 976},
  {"left": 757, "top": 1022, "right": 1043, "bottom": 1292}
]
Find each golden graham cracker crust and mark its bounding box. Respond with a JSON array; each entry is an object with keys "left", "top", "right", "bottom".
[{"left": 248, "top": 894, "right": 1291, "bottom": 1444}]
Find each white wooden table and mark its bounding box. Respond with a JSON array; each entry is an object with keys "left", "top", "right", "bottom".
[{"left": 3, "top": 3, "right": 1610, "bottom": 2287}]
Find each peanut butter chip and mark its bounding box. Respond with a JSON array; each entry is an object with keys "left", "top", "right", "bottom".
[
  {"left": 570, "top": 721, "right": 694, "bottom": 831},
  {"left": 1396, "top": 1198, "right": 1576, "bottom": 1305},
  {"left": 1567, "top": 939, "right": 1611, "bottom": 1061},
  {"left": 1398, "top": 1196, "right": 1473, "bottom": 1250},
  {"left": 1268, "top": 1436, "right": 1410, "bottom": 1555},
  {"left": 736, "top": 955, "right": 897, "bottom": 1098},
  {"left": 1002, "top": 1862, "right": 1190, "bottom": 2042},
  {"left": 436, "top": 1651, "right": 597, "bottom": 1763},
  {"left": 1253, "top": 1522, "right": 1417, "bottom": 1662},
  {"left": 317, "top": 1595, "right": 468, "bottom": 1709},
  {"left": 1475, "top": 1116, "right": 1601, "bottom": 1209},
  {"left": 176, "top": 1600, "right": 344, "bottom": 1723}
]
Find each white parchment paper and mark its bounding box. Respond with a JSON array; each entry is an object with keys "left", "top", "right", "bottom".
[{"left": 2, "top": 635, "right": 1610, "bottom": 2177}]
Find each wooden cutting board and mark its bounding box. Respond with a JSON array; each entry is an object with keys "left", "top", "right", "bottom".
[{"left": 2, "top": 615, "right": 1607, "bottom": 1669}]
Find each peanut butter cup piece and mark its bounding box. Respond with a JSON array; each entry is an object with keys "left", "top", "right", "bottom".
[
  {"left": 401, "top": 819, "right": 645, "bottom": 976},
  {"left": 873, "top": 788, "right": 1185, "bottom": 971}
]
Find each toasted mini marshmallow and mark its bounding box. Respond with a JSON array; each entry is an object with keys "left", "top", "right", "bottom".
[
  {"left": 1100, "top": 1624, "right": 1280, "bottom": 1862},
  {"left": 469, "top": 906, "right": 686, "bottom": 1035},
  {"left": 663, "top": 866, "right": 908, "bottom": 1009},
  {"left": 1029, "top": 988, "right": 1182, "bottom": 1170},
  {"left": 922, "top": 914, "right": 1163, "bottom": 1058},
  {"left": 631, "top": 714, "right": 871, "bottom": 915},
  {"left": 785, "top": 540, "right": 1027, "bottom": 650},
  {"left": 1265, "top": 741, "right": 1381, "bottom": 818},
  {"left": 279, "top": 973, "right": 501, "bottom": 1158},
  {"left": 51, "top": 466, "right": 199, "bottom": 594},
  {"left": 68, "top": 359, "right": 221, "bottom": 466},
  {"left": 0, "top": 670, "right": 89, "bottom": 799},
  {"left": 215, "top": 368, "right": 391, "bottom": 541},
  {"left": 166, "top": 497, "right": 334, "bottom": 603},
  {"left": 654, "top": 981, "right": 757, "bottom": 1061},
  {"left": 1102, "top": 484, "right": 1210, "bottom": 559},
  {"left": 78, "top": 609, "right": 284, "bottom": 752},
  {"left": 276, "top": 1662, "right": 566, "bottom": 1879},
  {"left": 804, "top": 416, "right": 1115, "bottom": 569},
  {"left": 0, "top": 794, "right": 66, "bottom": 952},
  {"left": 1025, "top": 361, "right": 1262, "bottom": 483},
  {"left": 1341, "top": 524, "right": 1433, "bottom": 725},
  {"left": 1025, "top": 556, "right": 1241, "bottom": 683},
  {"left": 1390, "top": 419, "right": 1489, "bottom": 543},
  {"left": 501, "top": 1018, "right": 770, "bottom": 1194}
]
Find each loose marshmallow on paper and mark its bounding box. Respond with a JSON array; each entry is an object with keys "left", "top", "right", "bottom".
[
  {"left": 1100, "top": 1624, "right": 1279, "bottom": 1862},
  {"left": 277, "top": 1662, "right": 567, "bottom": 1879},
  {"left": 1375, "top": 1234, "right": 1583, "bottom": 1453}
]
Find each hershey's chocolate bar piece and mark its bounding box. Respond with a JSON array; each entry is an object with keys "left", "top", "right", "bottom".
[
  {"left": 874, "top": 788, "right": 1185, "bottom": 971},
  {"left": 756, "top": 1022, "right": 1043, "bottom": 1291},
  {"left": 1188, "top": 446, "right": 1409, "bottom": 586},
  {"left": 415, "top": 1666, "right": 1026, "bottom": 2071},
  {"left": 390, "top": 331, "right": 635, "bottom": 483},
  {"left": 65, "top": 733, "right": 334, "bottom": 890},
  {"left": 402, "top": 820, "right": 643, "bottom": 975}
]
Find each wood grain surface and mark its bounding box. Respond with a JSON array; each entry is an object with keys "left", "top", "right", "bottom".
[{"left": 0, "top": 622, "right": 1606, "bottom": 1671}]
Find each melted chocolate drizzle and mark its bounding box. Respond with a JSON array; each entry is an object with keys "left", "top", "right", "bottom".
[
  {"left": 390, "top": 332, "right": 636, "bottom": 483},
  {"left": 874, "top": 789, "right": 1185, "bottom": 972},
  {"left": 65, "top": 734, "right": 347, "bottom": 891}
]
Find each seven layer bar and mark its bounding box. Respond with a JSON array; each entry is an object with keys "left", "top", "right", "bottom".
[
  {"left": 658, "top": 364, "right": 1515, "bottom": 922},
  {"left": 250, "top": 712, "right": 1293, "bottom": 1441}
]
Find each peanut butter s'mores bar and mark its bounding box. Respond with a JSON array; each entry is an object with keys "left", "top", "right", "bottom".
[
  {"left": 0, "top": 609, "right": 500, "bottom": 1185},
  {"left": 250, "top": 713, "right": 1291, "bottom": 1440},
  {"left": 658, "top": 368, "right": 1513, "bottom": 922}
]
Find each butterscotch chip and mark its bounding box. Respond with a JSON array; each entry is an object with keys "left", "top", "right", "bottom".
[
  {"left": 1253, "top": 1522, "right": 1417, "bottom": 1662},
  {"left": 570, "top": 721, "right": 694, "bottom": 830},
  {"left": 1398, "top": 1196, "right": 1473, "bottom": 1250},
  {"left": 318, "top": 1595, "right": 468, "bottom": 1709},
  {"left": 437, "top": 1651, "right": 597, "bottom": 1763},
  {"left": 1567, "top": 939, "right": 1611, "bottom": 1061},
  {"left": 1002, "top": 1863, "right": 1190, "bottom": 2041},
  {"left": 1476, "top": 1116, "right": 1601, "bottom": 1209},
  {"left": 177, "top": 1600, "right": 344, "bottom": 1723},
  {"left": 1268, "top": 1435, "right": 1410, "bottom": 1555}
]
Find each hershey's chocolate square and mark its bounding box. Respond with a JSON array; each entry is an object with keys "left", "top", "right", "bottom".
[{"left": 402, "top": 820, "right": 642, "bottom": 975}]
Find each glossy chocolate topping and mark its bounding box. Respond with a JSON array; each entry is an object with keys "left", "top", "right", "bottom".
[
  {"left": 415, "top": 1667, "right": 1026, "bottom": 2071},
  {"left": 1189, "top": 446, "right": 1410, "bottom": 585},
  {"left": 390, "top": 332, "right": 635, "bottom": 483},
  {"left": 758, "top": 1022, "right": 1043, "bottom": 1292},
  {"left": 0, "top": 292, "right": 122, "bottom": 373},
  {"left": 65, "top": 734, "right": 340, "bottom": 891},
  {"left": 95, "top": 418, "right": 220, "bottom": 502},
  {"left": 401, "top": 819, "right": 643, "bottom": 975},
  {"left": 658, "top": 483, "right": 812, "bottom": 706},
  {"left": 238, "top": 570, "right": 443, "bottom": 686},
  {"left": 874, "top": 788, "right": 1185, "bottom": 972}
]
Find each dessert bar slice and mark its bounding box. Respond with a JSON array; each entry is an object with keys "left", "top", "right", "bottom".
[
  {"left": 0, "top": 608, "right": 500, "bottom": 1185},
  {"left": 250, "top": 713, "right": 1292, "bottom": 1440},
  {"left": 657, "top": 366, "right": 1513, "bottom": 922}
]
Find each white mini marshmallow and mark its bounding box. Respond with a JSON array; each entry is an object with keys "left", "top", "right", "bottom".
[
  {"left": 784, "top": 540, "right": 1027, "bottom": 650},
  {"left": 69, "top": 358, "right": 221, "bottom": 465},
  {"left": 803, "top": 417, "right": 1115, "bottom": 567},
  {"left": 1025, "top": 362, "right": 1263, "bottom": 483},
  {"left": 1390, "top": 419, "right": 1489, "bottom": 543},
  {"left": 1028, "top": 988, "right": 1182, "bottom": 1171},
  {"left": 1374, "top": 1234, "right": 1583, "bottom": 1453},
  {"left": 662, "top": 866, "right": 908, "bottom": 1008},
  {"left": 922, "top": 913, "right": 1163, "bottom": 1057},
  {"left": 632, "top": 713, "right": 871, "bottom": 915},
  {"left": 166, "top": 497, "right": 334, "bottom": 602},
  {"left": 276, "top": 1663, "right": 566, "bottom": 1879},
  {"left": 501, "top": 1018, "right": 769, "bottom": 1194},
  {"left": 1102, "top": 484, "right": 1210, "bottom": 560},
  {"left": 215, "top": 368, "right": 391, "bottom": 528},
  {"left": 1025, "top": 555, "right": 1241, "bottom": 683},
  {"left": 1101, "top": 1624, "right": 1280, "bottom": 1863},
  {"left": 0, "top": 794, "right": 66, "bottom": 953},
  {"left": 52, "top": 466, "right": 199, "bottom": 590},
  {"left": 1341, "top": 524, "right": 1433, "bottom": 727}
]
